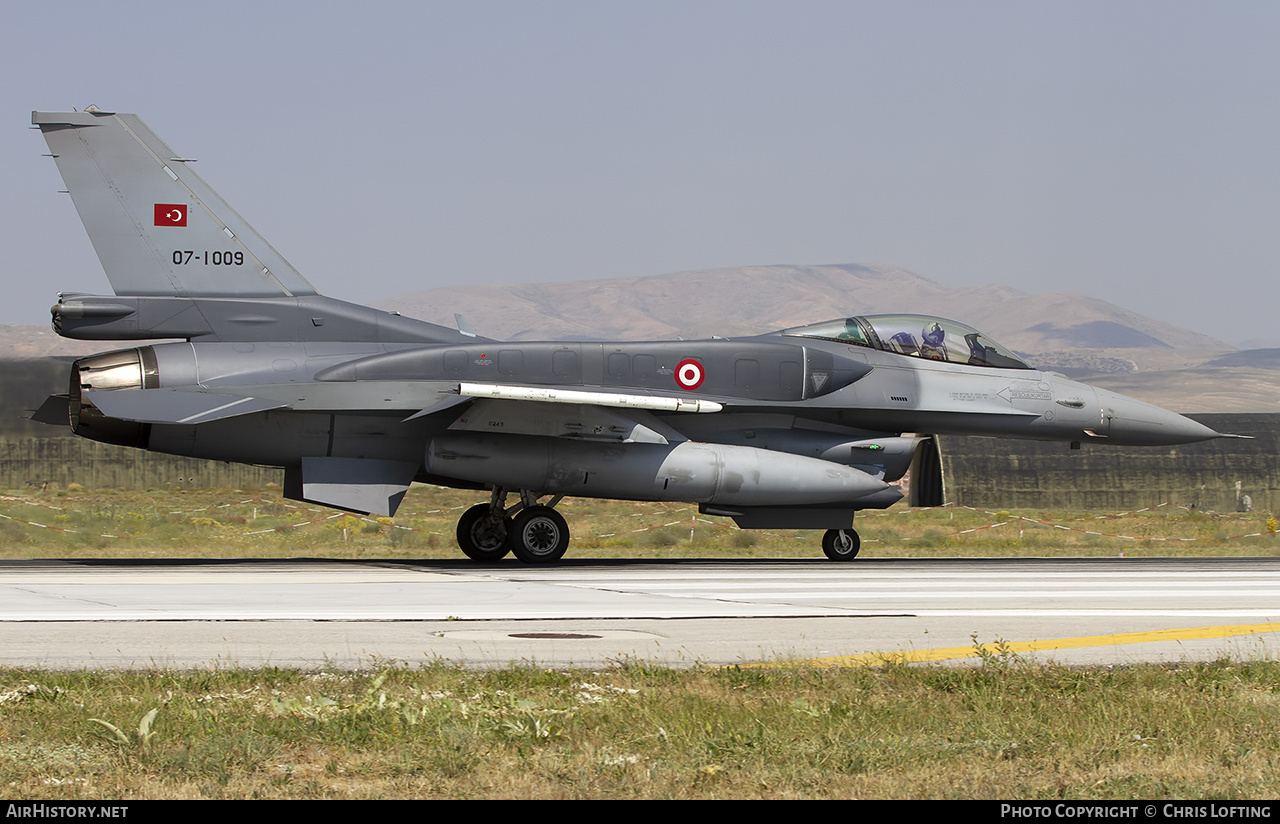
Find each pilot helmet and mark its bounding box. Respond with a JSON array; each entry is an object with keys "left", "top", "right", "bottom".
[{"left": 922, "top": 322, "right": 945, "bottom": 347}]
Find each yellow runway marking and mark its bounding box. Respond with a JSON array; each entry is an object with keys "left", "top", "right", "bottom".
[{"left": 749, "top": 622, "right": 1280, "bottom": 668}]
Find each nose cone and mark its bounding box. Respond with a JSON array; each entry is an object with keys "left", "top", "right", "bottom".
[{"left": 1095, "top": 389, "right": 1222, "bottom": 446}]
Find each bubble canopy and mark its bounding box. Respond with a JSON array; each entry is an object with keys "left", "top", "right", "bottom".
[{"left": 780, "top": 314, "right": 1031, "bottom": 370}]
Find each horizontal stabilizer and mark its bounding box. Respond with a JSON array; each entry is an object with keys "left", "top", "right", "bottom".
[
  {"left": 83, "top": 388, "right": 287, "bottom": 425},
  {"left": 30, "top": 394, "right": 71, "bottom": 426}
]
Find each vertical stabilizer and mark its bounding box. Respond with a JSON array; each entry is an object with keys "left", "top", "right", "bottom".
[{"left": 33, "top": 110, "right": 318, "bottom": 298}]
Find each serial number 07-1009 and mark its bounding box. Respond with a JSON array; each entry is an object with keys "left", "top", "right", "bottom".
[{"left": 172, "top": 250, "right": 244, "bottom": 266}]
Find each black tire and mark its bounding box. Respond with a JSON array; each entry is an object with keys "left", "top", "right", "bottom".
[
  {"left": 508, "top": 506, "right": 570, "bottom": 564},
  {"left": 456, "top": 503, "right": 511, "bottom": 561},
  {"left": 822, "top": 528, "right": 860, "bottom": 561}
]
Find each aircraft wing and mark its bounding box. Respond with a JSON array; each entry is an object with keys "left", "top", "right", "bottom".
[
  {"left": 77, "top": 379, "right": 727, "bottom": 428},
  {"left": 82, "top": 388, "right": 289, "bottom": 425},
  {"left": 77, "top": 381, "right": 463, "bottom": 425}
]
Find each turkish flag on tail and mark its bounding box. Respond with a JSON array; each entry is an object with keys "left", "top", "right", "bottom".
[{"left": 154, "top": 204, "right": 187, "bottom": 226}]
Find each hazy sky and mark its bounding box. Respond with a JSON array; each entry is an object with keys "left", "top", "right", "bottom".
[{"left": 4, "top": 1, "right": 1277, "bottom": 347}]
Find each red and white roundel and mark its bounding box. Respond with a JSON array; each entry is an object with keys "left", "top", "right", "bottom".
[{"left": 675, "top": 358, "right": 705, "bottom": 390}]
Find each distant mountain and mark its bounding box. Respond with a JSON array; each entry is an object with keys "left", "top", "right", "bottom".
[
  {"left": 4, "top": 263, "right": 1272, "bottom": 412},
  {"left": 383, "top": 263, "right": 1229, "bottom": 356},
  {"left": 0, "top": 264, "right": 1228, "bottom": 359},
  {"left": 381, "top": 263, "right": 1279, "bottom": 412},
  {"left": 1205, "top": 349, "right": 1280, "bottom": 369},
  {"left": 0, "top": 324, "right": 105, "bottom": 359},
  {"left": 1026, "top": 321, "right": 1172, "bottom": 350}
]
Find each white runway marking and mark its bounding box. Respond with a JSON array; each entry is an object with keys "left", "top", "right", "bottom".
[
  {"left": 2, "top": 558, "right": 1277, "bottom": 668},
  {"left": 3, "top": 558, "right": 1277, "bottom": 621}
]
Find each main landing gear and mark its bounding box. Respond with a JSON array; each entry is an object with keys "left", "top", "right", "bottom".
[
  {"left": 457, "top": 489, "right": 862, "bottom": 563},
  {"left": 456, "top": 488, "right": 569, "bottom": 564}
]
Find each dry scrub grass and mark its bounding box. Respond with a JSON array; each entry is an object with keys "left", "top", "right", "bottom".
[
  {"left": 0, "top": 485, "right": 1276, "bottom": 561},
  {"left": 2, "top": 657, "right": 1279, "bottom": 799}
]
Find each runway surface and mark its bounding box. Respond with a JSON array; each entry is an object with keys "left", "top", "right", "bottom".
[{"left": 1, "top": 556, "right": 1277, "bottom": 669}]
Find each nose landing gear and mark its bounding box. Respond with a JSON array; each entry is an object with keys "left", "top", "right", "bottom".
[{"left": 822, "top": 528, "right": 860, "bottom": 561}]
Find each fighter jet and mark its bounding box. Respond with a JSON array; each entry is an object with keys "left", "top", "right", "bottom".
[{"left": 29, "top": 110, "right": 1229, "bottom": 562}]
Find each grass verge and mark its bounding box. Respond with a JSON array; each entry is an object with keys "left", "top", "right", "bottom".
[
  {"left": 0, "top": 485, "right": 1276, "bottom": 560},
  {"left": 3, "top": 656, "right": 1279, "bottom": 799}
]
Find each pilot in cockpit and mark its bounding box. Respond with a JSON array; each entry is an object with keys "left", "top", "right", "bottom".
[{"left": 919, "top": 321, "right": 947, "bottom": 360}]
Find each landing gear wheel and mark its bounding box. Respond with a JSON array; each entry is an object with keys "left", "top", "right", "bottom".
[
  {"left": 456, "top": 503, "right": 512, "bottom": 561},
  {"left": 508, "top": 505, "right": 570, "bottom": 564},
  {"left": 822, "top": 528, "right": 860, "bottom": 561}
]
